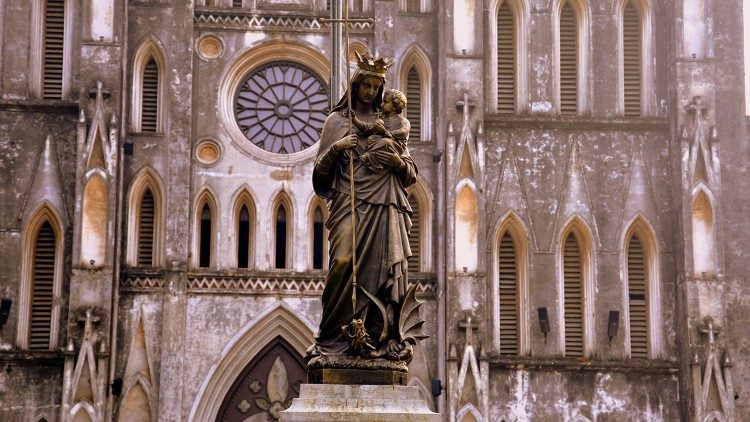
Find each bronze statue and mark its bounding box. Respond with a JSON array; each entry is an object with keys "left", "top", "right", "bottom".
[{"left": 308, "top": 51, "right": 427, "bottom": 379}]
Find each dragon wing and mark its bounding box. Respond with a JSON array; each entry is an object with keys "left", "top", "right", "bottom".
[{"left": 398, "top": 283, "right": 429, "bottom": 345}]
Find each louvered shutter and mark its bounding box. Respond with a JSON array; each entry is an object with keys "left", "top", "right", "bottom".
[
  {"left": 498, "top": 233, "right": 518, "bottom": 355},
  {"left": 563, "top": 233, "right": 584, "bottom": 357},
  {"left": 141, "top": 58, "right": 159, "bottom": 133},
  {"left": 408, "top": 195, "right": 421, "bottom": 273},
  {"left": 406, "top": 0, "right": 420, "bottom": 12},
  {"left": 497, "top": 2, "right": 516, "bottom": 114},
  {"left": 30, "top": 222, "right": 56, "bottom": 350},
  {"left": 406, "top": 66, "right": 421, "bottom": 142},
  {"left": 623, "top": 3, "right": 641, "bottom": 116},
  {"left": 138, "top": 190, "right": 155, "bottom": 266},
  {"left": 628, "top": 235, "right": 648, "bottom": 358},
  {"left": 559, "top": 3, "right": 578, "bottom": 115},
  {"left": 43, "top": 0, "right": 65, "bottom": 100}
]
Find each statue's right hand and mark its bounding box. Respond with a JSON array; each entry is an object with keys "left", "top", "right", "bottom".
[{"left": 332, "top": 134, "right": 359, "bottom": 152}]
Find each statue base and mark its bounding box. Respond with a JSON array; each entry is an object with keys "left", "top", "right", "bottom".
[
  {"left": 280, "top": 384, "right": 439, "bottom": 421},
  {"left": 306, "top": 353, "right": 409, "bottom": 385},
  {"left": 308, "top": 367, "right": 407, "bottom": 385}
]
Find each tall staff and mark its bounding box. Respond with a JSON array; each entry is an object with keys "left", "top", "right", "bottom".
[{"left": 321, "top": 3, "right": 374, "bottom": 314}]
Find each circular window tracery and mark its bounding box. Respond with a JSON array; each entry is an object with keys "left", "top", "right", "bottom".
[{"left": 235, "top": 62, "right": 329, "bottom": 155}]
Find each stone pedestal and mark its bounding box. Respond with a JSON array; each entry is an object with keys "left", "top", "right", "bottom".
[{"left": 280, "top": 384, "right": 440, "bottom": 421}]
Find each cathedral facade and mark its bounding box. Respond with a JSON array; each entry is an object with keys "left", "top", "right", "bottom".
[{"left": 0, "top": 0, "right": 747, "bottom": 421}]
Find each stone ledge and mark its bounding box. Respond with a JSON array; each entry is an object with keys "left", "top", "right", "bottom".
[
  {"left": 486, "top": 356, "right": 679, "bottom": 374},
  {"left": 281, "top": 384, "right": 439, "bottom": 422},
  {"left": 484, "top": 114, "right": 670, "bottom": 131}
]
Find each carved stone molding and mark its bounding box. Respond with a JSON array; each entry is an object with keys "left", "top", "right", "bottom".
[{"left": 194, "top": 11, "right": 374, "bottom": 33}]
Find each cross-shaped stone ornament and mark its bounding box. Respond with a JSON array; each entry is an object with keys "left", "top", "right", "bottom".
[
  {"left": 456, "top": 92, "right": 475, "bottom": 131},
  {"left": 699, "top": 316, "right": 721, "bottom": 349},
  {"left": 458, "top": 314, "right": 480, "bottom": 347}
]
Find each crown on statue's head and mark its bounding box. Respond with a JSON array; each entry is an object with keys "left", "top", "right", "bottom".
[{"left": 354, "top": 50, "right": 393, "bottom": 78}]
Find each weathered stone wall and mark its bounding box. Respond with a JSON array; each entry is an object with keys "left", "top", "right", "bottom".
[{"left": 1, "top": 0, "right": 748, "bottom": 420}]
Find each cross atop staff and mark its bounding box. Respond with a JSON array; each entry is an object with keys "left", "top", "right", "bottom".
[{"left": 320, "top": 2, "right": 374, "bottom": 313}]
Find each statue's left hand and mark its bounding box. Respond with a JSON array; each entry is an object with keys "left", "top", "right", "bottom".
[{"left": 375, "top": 151, "right": 403, "bottom": 169}]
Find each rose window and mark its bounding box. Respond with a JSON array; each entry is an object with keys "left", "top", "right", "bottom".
[{"left": 235, "top": 62, "right": 329, "bottom": 154}]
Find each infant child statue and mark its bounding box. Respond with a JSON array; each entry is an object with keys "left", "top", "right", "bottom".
[{"left": 350, "top": 89, "right": 411, "bottom": 170}]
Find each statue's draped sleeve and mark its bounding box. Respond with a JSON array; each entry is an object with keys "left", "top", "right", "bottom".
[{"left": 313, "top": 112, "right": 350, "bottom": 199}]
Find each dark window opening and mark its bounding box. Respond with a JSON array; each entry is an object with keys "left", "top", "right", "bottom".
[
  {"left": 275, "top": 204, "right": 287, "bottom": 269},
  {"left": 238, "top": 205, "right": 251, "bottom": 268},
  {"left": 199, "top": 204, "right": 212, "bottom": 268},
  {"left": 313, "top": 207, "right": 325, "bottom": 269}
]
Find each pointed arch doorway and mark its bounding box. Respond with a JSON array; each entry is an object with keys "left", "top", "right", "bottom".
[
  {"left": 189, "top": 304, "right": 315, "bottom": 422},
  {"left": 217, "top": 336, "right": 305, "bottom": 421}
]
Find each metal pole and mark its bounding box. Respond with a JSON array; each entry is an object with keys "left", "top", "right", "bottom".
[
  {"left": 343, "top": 0, "right": 358, "bottom": 315},
  {"left": 330, "top": 0, "right": 343, "bottom": 109}
]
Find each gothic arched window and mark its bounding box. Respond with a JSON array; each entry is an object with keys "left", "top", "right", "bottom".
[
  {"left": 312, "top": 206, "right": 325, "bottom": 270},
  {"left": 497, "top": 232, "right": 518, "bottom": 355},
  {"left": 137, "top": 189, "right": 155, "bottom": 267},
  {"left": 199, "top": 203, "right": 213, "bottom": 268},
  {"left": 29, "top": 221, "right": 56, "bottom": 350},
  {"left": 42, "top": 0, "right": 66, "bottom": 99},
  {"left": 627, "top": 233, "right": 648, "bottom": 358},
  {"left": 405, "top": 66, "right": 422, "bottom": 142},
  {"left": 558, "top": 1, "right": 578, "bottom": 115},
  {"left": 622, "top": 1, "right": 642, "bottom": 116},
  {"left": 496, "top": 1, "right": 516, "bottom": 114},
  {"left": 408, "top": 194, "right": 421, "bottom": 273},
  {"left": 238, "top": 205, "right": 252, "bottom": 269},
  {"left": 562, "top": 232, "right": 584, "bottom": 356},
  {"left": 275, "top": 203, "right": 289, "bottom": 269}
]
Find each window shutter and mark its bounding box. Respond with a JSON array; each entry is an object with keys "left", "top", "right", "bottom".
[
  {"left": 498, "top": 232, "right": 518, "bottom": 355},
  {"left": 406, "top": 66, "right": 421, "bottom": 142},
  {"left": 628, "top": 235, "right": 648, "bottom": 358},
  {"left": 406, "top": 0, "right": 420, "bottom": 13},
  {"left": 496, "top": 2, "right": 516, "bottom": 114},
  {"left": 408, "top": 195, "right": 421, "bottom": 273},
  {"left": 623, "top": 3, "right": 641, "bottom": 116},
  {"left": 43, "top": 0, "right": 65, "bottom": 100},
  {"left": 559, "top": 3, "right": 578, "bottom": 115},
  {"left": 233, "top": 0, "right": 243, "bottom": 7},
  {"left": 563, "top": 233, "right": 583, "bottom": 357},
  {"left": 30, "top": 222, "right": 56, "bottom": 350},
  {"left": 141, "top": 58, "right": 159, "bottom": 133},
  {"left": 138, "top": 190, "right": 155, "bottom": 266}
]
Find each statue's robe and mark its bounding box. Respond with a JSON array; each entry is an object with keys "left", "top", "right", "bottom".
[{"left": 312, "top": 110, "right": 417, "bottom": 354}]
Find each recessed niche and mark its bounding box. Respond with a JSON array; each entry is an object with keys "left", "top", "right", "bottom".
[
  {"left": 197, "top": 34, "right": 224, "bottom": 61},
  {"left": 196, "top": 139, "right": 221, "bottom": 166}
]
